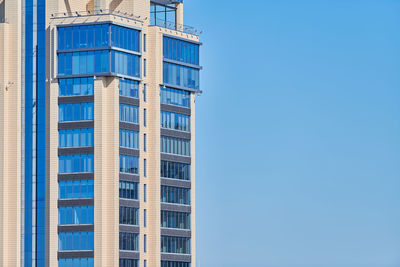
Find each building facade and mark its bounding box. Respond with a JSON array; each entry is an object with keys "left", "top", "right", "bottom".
[{"left": 0, "top": 0, "right": 201, "bottom": 266}]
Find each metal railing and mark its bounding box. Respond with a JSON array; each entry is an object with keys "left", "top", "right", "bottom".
[
  {"left": 151, "top": 18, "right": 202, "bottom": 35},
  {"left": 50, "top": 9, "right": 144, "bottom": 24}
]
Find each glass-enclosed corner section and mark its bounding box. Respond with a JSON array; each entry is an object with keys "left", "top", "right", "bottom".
[
  {"left": 162, "top": 36, "right": 200, "bottom": 91},
  {"left": 57, "top": 23, "right": 141, "bottom": 80}
]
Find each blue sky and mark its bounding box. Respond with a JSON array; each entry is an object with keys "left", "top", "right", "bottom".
[{"left": 183, "top": 0, "right": 400, "bottom": 266}]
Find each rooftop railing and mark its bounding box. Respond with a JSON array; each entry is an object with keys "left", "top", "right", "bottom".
[
  {"left": 50, "top": 9, "right": 144, "bottom": 24},
  {"left": 150, "top": 18, "right": 202, "bottom": 36}
]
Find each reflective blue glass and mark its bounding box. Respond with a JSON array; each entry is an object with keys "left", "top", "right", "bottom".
[
  {"left": 59, "top": 180, "right": 94, "bottom": 199},
  {"left": 119, "top": 206, "right": 139, "bottom": 225},
  {"left": 58, "top": 53, "right": 65, "bottom": 75},
  {"left": 163, "top": 37, "right": 199, "bottom": 65},
  {"left": 163, "top": 62, "right": 199, "bottom": 90},
  {"left": 59, "top": 103, "right": 94, "bottom": 122},
  {"left": 161, "top": 136, "right": 191, "bottom": 156},
  {"left": 110, "top": 24, "right": 140, "bottom": 52},
  {"left": 59, "top": 128, "right": 94, "bottom": 147},
  {"left": 161, "top": 210, "right": 191, "bottom": 229},
  {"left": 119, "top": 232, "right": 139, "bottom": 251},
  {"left": 119, "top": 259, "right": 139, "bottom": 267},
  {"left": 161, "top": 186, "right": 190, "bottom": 205},
  {"left": 59, "top": 206, "right": 94, "bottom": 225},
  {"left": 119, "top": 155, "right": 139, "bottom": 174},
  {"left": 161, "top": 236, "right": 191, "bottom": 254},
  {"left": 160, "top": 111, "right": 190, "bottom": 132},
  {"left": 119, "top": 181, "right": 139, "bottom": 199},
  {"left": 58, "top": 154, "right": 94, "bottom": 173},
  {"left": 58, "top": 23, "right": 141, "bottom": 79},
  {"left": 58, "top": 258, "right": 95, "bottom": 267},
  {"left": 111, "top": 50, "right": 140, "bottom": 78},
  {"left": 59, "top": 77, "right": 94, "bottom": 96},
  {"left": 58, "top": 24, "right": 110, "bottom": 50},
  {"left": 161, "top": 161, "right": 191, "bottom": 180},
  {"left": 95, "top": 25, "right": 102, "bottom": 47},
  {"left": 119, "top": 103, "right": 139, "bottom": 123},
  {"left": 58, "top": 50, "right": 109, "bottom": 76},
  {"left": 160, "top": 86, "right": 190, "bottom": 108},
  {"left": 119, "top": 129, "right": 139, "bottom": 149},
  {"left": 58, "top": 232, "right": 94, "bottom": 251},
  {"left": 119, "top": 78, "right": 139, "bottom": 98},
  {"left": 161, "top": 261, "right": 191, "bottom": 267}
]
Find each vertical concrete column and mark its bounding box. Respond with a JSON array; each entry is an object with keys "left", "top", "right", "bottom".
[
  {"left": 175, "top": 3, "right": 184, "bottom": 29},
  {"left": 0, "top": 0, "right": 22, "bottom": 265},
  {"left": 190, "top": 93, "right": 196, "bottom": 266},
  {"left": 145, "top": 27, "right": 163, "bottom": 267},
  {"left": 94, "top": 77, "right": 119, "bottom": 267},
  {"left": 45, "top": 79, "right": 59, "bottom": 267}
]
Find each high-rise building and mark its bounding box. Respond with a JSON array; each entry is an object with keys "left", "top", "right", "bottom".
[{"left": 0, "top": 0, "right": 201, "bottom": 266}]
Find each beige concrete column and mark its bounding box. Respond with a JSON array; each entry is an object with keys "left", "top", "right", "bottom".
[
  {"left": 144, "top": 27, "right": 163, "bottom": 267},
  {"left": 175, "top": 3, "right": 183, "bottom": 28},
  {"left": 0, "top": 0, "right": 22, "bottom": 265},
  {"left": 45, "top": 79, "right": 59, "bottom": 267},
  {"left": 94, "top": 77, "right": 119, "bottom": 267},
  {"left": 190, "top": 93, "right": 196, "bottom": 266}
]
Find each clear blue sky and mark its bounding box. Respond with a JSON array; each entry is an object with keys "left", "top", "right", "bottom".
[{"left": 184, "top": 1, "right": 400, "bottom": 267}]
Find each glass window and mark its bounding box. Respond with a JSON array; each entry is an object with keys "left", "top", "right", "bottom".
[
  {"left": 161, "top": 186, "right": 190, "bottom": 205},
  {"left": 161, "top": 136, "right": 190, "bottom": 156},
  {"left": 110, "top": 24, "right": 140, "bottom": 52},
  {"left": 161, "top": 161, "right": 191, "bottom": 180},
  {"left": 119, "top": 181, "right": 139, "bottom": 199},
  {"left": 160, "top": 86, "right": 190, "bottom": 108},
  {"left": 143, "top": 159, "right": 147, "bottom": 177},
  {"left": 59, "top": 206, "right": 94, "bottom": 225},
  {"left": 58, "top": 53, "right": 65, "bottom": 75},
  {"left": 73, "top": 27, "right": 80, "bottom": 49},
  {"left": 58, "top": 50, "right": 110, "bottom": 76},
  {"left": 143, "top": 109, "right": 147, "bottom": 127},
  {"left": 59, "top": 180, "right": 94, "bottom": 199},
  {"left": 160, "top": 111, "right": 190, "bottom": 132},
  {"left": 143, "top": 34, "right": 146, "bottom": 52},
  {"left": 64, "top": 27, "right": 72, "bottom": 49},
  {"left": 119, "top": 103, "right": 139, "bottom": 123},
  {"left": 163, "top": 36, "right": 199, "bottom": 65},
  {"left": 59, "top": 154, "right": 94, "bottom": 173},
  {"left": 95, "top": 25, "right": 102, "bottom": 47},
  {"left": 111, "top": 50, "right": 140, "bottom": 78},
  {"left": 58, "top": 232, "right": 94, "bottom": 251},
  {"left": 143, "top": 58, "right": 146, "bottom": 77},
  {"left": 119, "top": 129, "right": 139, "bottom": 149},
  {"left": 80, "top": 26, "right": 88, "bottom": 48},
  {"left": 119, "top": 259, "right": 139, "bottom": 267},
  {"left": 119, "top": 232, "right": 139, "bottom": 251},
  {"left": 101, "top": 24, "right": 109, "bottom": 47},
  {"left": 59, "top": 77, "right": 94, "bottom": 96},
  {"left": 161, "top": 261, "right": 191, "bottom": 267},
  {"left": 161, "top": 236, "right": 191, "bottom": 254},
  {"left": 119, "top": 78, "right": 139, "bottom": 98},
  {"left": 163, "top": 62, "right": 199, "bottom": 90},
  {"left": 72, "top": 52, "right": 79, "bottom": 75},
  {"left": 59, "top": 103, "right": 94, "bottom": 122},
  {"left": 161, "top": 210, "right": 191, "bottom": 229},
  {"left": 119, "top": 206, "right": 139, "bottom": 225},
  {"left": 119, "top": 155, "right": 139, "bottom": 174}
]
